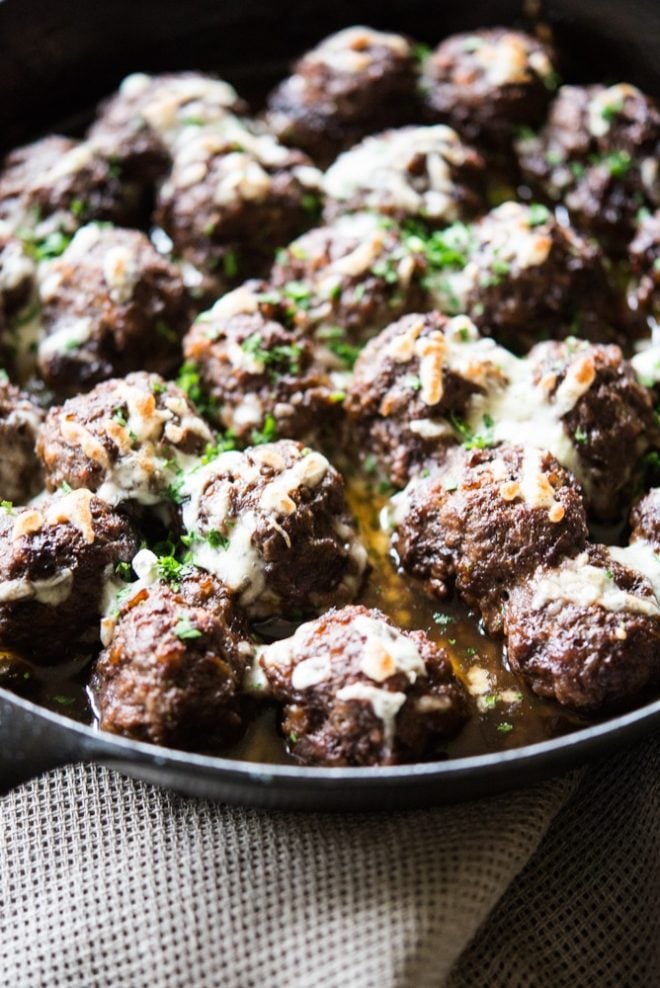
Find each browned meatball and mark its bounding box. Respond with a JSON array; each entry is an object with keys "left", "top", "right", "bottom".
[
  {"left": 94, "top": 562, "right": 253, "bottom": 749},
  {"left": 258, "top": 605, "right": 468, "bottom": 765},
  {"left": 630, "top": 488, "right": 660, "bottom": 550},
  {"left": 527, "top": 339, "right": 656, "bottom": 520},
  {"left": 392, "top": 443, "right": 588, "bottom": 635},
  {"left": 178, "top": 440, "right": 368, "bottom": 619},
  {"left": 89, "top": 71, "right": 245, "bottom": 182},
  {"left": 0, "top": 135, "right": 145, "bottom": 239},
  {"left": 424, "top": 201, "right": 623, "bottom": 352},
  {"left": 322, "top": 125, "right": 486, "bottom": 226},
  {"left": 505, "top": 543, "right": 660, "bottom": 711},
  {"left": 37, "top": 371, "right": 213, "bottom": 507},
  {"left": 628, "top": 208, "right": 659, "bottom": 324},
  {"left": 36, "top": 224, "right": 192, "bottom": 396},
  {"left": 265, "top": 26, "right": 419, "bottom": 167},
  {"left": 154, "top": 120, "right": 323, "bottom": 302},
  {"left": 183, "top": 283, "right": 340, "bottom": 443},
  {"left": 421, "top": 27, "right": 558, "bottom": 148},
  {"left": 345, "top": 312, "right": 514, "bottom": 487},
  {"left": 0, "top": 378, "right": 44, "bottom": 503},
  {"left": 0, "top": 489, "right": 137, "bottom": 660},
  {"left": 516, "top": 84, "right": 660, "bottom": 253},
  {"left": 269, "top": 213, "right": 429, "bottom": 359}
]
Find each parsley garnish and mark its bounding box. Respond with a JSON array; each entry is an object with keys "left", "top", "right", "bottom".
[
  {"left": 250, "top": 414, "right": 278, "bottom": 446},
  {"left": 174, "top": 616, "right": 203, "bottom": 640}
]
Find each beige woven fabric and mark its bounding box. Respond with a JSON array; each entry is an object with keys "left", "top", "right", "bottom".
[{"left": 0, "top": 738, "right": 658, "bottom": 988}]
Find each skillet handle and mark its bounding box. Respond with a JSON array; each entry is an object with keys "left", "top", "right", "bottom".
[{"left": 0, "top": 692, "right": 87, "bottom": 794}]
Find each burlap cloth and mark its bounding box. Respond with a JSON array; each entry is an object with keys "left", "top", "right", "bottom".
[{"left": 1, "top": 735, "right": 658, "bottom": 987}]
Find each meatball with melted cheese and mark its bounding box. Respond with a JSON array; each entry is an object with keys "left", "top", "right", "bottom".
[
  {"left": 526, "top": 340, "right": 656, "bottom": 520},
  {"left": 0, "top": 135, "right": 145, "bottom": 240},
  {"left": 257, "top": 605, "right": 468, "bottom": 765},
  {"left": 322, "top": 125, "right": 486, "bottom": 226},
  {"left": 516, "top": 83, "right": 660, "bottom": 252},
  {"left": 183, "top": 284, "right": 340, "bottom": 443},
  {"left": 269, "top": 213, "right": 428, "bottom": 361},
  {"left": 345, "top": 312, "right": 515, "bottom": 487},
  {"left": 392, "top": 442, "right": 588, "bottom": 635},
  {"left": 628, "top": 208, "right": 659, "bottom": 325},
  {"left": 36, "top": 224, "right": 192, "bottom": 396},
  {"left": 89, "top": 71, "right": 245, "bottom": 182},
  {"left": 178, "top": 440, "right": 368, "bottom": 620},
  {"left": 0, "top": 235, "right": 36, "bottom": 327},
  {"left": 0, "top": 379, "right": 44, "bottom": 503},
  {"left": 265, "top": 26, "right": 419, "bottom": 167},
  {"left": 629, "top": 488, "right": 660, "bottom": 550},
  {"left": 505, "top": 542, "right": 660, "bottom": 711},
  {"left": 36, "top": 372, "right": 213, "bottom": 507},
  {"left": 421, "top": 27, "right": 558, "bottom": 148},
  {"left": 425, "top": 201, "right": 622, "bottom": 352},
  {"left": 154, "top": 120, "right": 323, "bottom": 302},
  {"left": 0, "top": 489, "right": 137, "bottom": 660},
  {"left": 94, "top": 555, "right": 254, "bottom": 749}
]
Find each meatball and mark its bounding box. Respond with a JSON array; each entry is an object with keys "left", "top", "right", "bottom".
[
  {"left": 269, "top": 212, "right": 429, "bottom": 359},
  {"left": 183, "top": 283, "right": 340, "bottom": 443},
  {"left": 154, "top": 119, "right": 323, "bottom": 302},
  {"left": 322, "top": 125, "right": 486, "bottom": 226},
  {"left": 0, "top": 135, "right": 144, "bottom": 239},
  {"left": 526, "top": 339, "right": 656, "bottom": 519},
  {"left": 89, "top": 71, "right": 245, "bottom": 181},
  {"left": 0, "top": 378, "right": 44, "bottom": 503},
  {"left": 345, "top": 312, "right": 516, "bottom": 487},
  {"left": 425, "top": 201, "right": 622, "bottom": 352},
  {"left": 178, "top": 440, "right": 368, "bottom": 619},
  {"left": 505, "top": 543, "right": 660, "bottom": 711},
  {"left": 265, "top": 26, "right": 419, "bottom": 167},
  {"left": 0, "top": 489, "right": 137, "bottom": 660},
  {"left": 628, "top": 208, "right": 659, "bottom": 324},
  {"left": 36, "top": 224, "right": 192, "bottom": 396},
  {"left": 258, "top": 605, "right": 468, "bottom": 765},
  {"left": 392, "top": 442, "right": 588, "bottom": 635},
  {"left": 421, "top": 27, "right": 558, "bottom": 148},
  {"left": 516, "top": 83, "right": 660, "bottom": 252},
  {"left": 37, "top": 371, "right": 213, "bottom": 507},
  {"left": 94, "top": 554, "right": 253, "bottom": 748},
  {"left": 630, "top": 488, "right": 660, "bottom": 550}
]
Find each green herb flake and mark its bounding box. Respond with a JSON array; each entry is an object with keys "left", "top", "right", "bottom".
[
  {"left": 222, "top": 250, "right": 239, "bottom": 279},
  {"left": 155, "top": 320, "right": 178, "bottom": 343},
  {"left": 574, "top": 426, "right": 588, "bottom": 445},
  {"left": 432, "top": 612, "right": 454, "bottom": 627},
  {"left": 0, "top": 500, "right": 14, "bottom": 514},
  {"left": 53, "top": 695, "right": 76, "bottom": 706},
  {"left": 207, "top": 529, "right": 230, "bottom": 550},
  {"left": 250, "top": 414, "right": 278, "bottom": 446},
  {"left": 483, "top": 694, "right": 497, "bottom": 709},
  {"left": 497, "top": 722, "right": 513, "bottom": 733},
  {"left": 115, "top": 561, "right": 133, "bottom": 582},
  {"left": 174, "top": 616, "right": 203, "bottom": 640},
  {"left": 528, "top": 204, "right": 551, "bottom": 227}
]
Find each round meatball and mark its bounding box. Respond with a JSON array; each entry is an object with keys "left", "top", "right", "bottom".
[
  {"left": 628, "top": 208, "right": 659, "bottom": 324},
  {"left": 37, "top": 371, "right": 213, "bottom": 507},
  {"left": 516, "top": 83, "right": 660, "bottom": 252},
  {"left": 392, "top": 442, "right": 588, "bottom": 635},
  {"left": 154, "top": 120, "right": 323, "bottom": 302},
  {"left": 179, "top": 440, "right": 368, "bottom": 619},
  {"left": 269, "top": 212, "right": 429, "bottom": 358},
  {"left": 265, "top": 26, "right": 419, "bottom": 167},
  {"left": 0, "top": 489, "right": 137, "bottom": 660},
  {"left": 89, "top": 71, "right": 245, "bottom": 181},
  {"left": 505, "top": 543, "right": 660, "bottom": 711},
  {"left": 0, "top": 378, "right": 44, "bottom": 503},
  {"left": 0, "top": 135, "right": 145, "bottom": 238},
  {"left": 183, "top": 283, "right": 340, "bottom": 443},
  {"left": 322, "top": 125, "right": 486, "bottom": 226},
  {"left": 94, "top": 558, "right": 253, "bottom": 749},
  {"left": 346, "top": 312, "right": 516, "bottom": 487},
  {"left": 630, "top": 488, "right": 660, "bottom": 550},
  {"left": 421, "top": 27, "right": 558, "bottom": 148},
  {"left": 527, "top": 339, "right": 656, "bottom": 520},
  {"left": 258, "top": 605, "right": 468, "bottom": 765},
  {"left": 425, "top": 201, "right": 622, "bottom": 352},
  {"left": 36, "top": 224, "right": 192, "bottom": 396}
]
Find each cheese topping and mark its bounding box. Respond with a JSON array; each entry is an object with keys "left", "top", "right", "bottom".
[
  {"left": 587, "top": 83, "right": 640, "bottom": 137},
  {"left": 530, "top": 549, "right": 660, "bottom": 618},
  {"left": 474, "top": 33, "right": 544, "bottom": 87},
  {"left": 335, "top": 682, "right": 407, "bottom": 751},
  {"left": 353, "top": 615, "right": 426, "bottom": 683}
]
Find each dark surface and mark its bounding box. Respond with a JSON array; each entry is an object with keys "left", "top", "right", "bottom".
[{"left": 0, "top": 0, "right": 659, "bottom": 808}]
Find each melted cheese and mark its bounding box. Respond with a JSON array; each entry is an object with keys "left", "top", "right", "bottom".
[
  {"left": 335, "top": 682, "right": 407, "bottom": 751},
  {"left": 587, "top": 83, "right": 641, "bottom": 138},
  {"left": 353, "top": 614, "right": 426, "bottom": 683},
  {"left": 0, "top": 569, "right": 74, "bottom": 606},
  {"left": 530, "top": 549, "right": 660, "bottom": 618}
]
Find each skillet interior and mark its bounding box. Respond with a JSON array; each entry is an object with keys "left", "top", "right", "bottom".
[{"left": 0, "top": 0, "right": 658, "bottom": 809}]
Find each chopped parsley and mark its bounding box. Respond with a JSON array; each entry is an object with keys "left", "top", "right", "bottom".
[
  {"left": 317, "top": 326, "right": 362, "bottom": 370},
  {"left": 282, "top": 280, "right": 311, "bottom": 309},
  {"left": 528, "top": 203, "right": 551, "bottom": 227},
  {"left": 497, "top": 722, "right": 513, "bottom": 733},
  {"left": 0, "top": 500, "right": 14, "bottom": 514},
  {"left": 113, "top": 407, "right": 128, "bottom": 427},
  {"left": 207, "top": 529, "right": 230, "bottom": 550},
  {"left": 52, "top": 695, "right": 76, "bottom": 706},
  {"left": 157, "top": 555, "right": 188, "bottom": 588},
  {"left": 574, "top": 426, "right": 588, "bottom": 445},
  {"left": 222, "top": 250, "right": 239, "bottom": 279},
  {"left": 21, "top": 228, "right": 73, "bottom": 261},
  {"left": 115, "top": 561, "right": 133, "bottom": 582},
  {"left": 155, "top": 320, "right": 178, "bottom": 343},
  {"left": 250, "top": 413, "right": 278, "bottom": 446},
  {"left": 240, "top": 332, "right": 303, "bottom": 377},
  {"left": 450, "top": 412, "right": 495, "bottom": 450},
  {"left": 412, "top": 42, "right": 431, "bottom": 62},
  {"left": 174, "top": 616, "right": 203, "bottom": 640},
  {"left": 176, "top": 361, "right": 218, "bottom": 419}
]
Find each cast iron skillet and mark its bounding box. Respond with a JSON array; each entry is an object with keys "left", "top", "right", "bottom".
[{"left": 0, "top": 0, "right": 658, "bottom": 810}]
